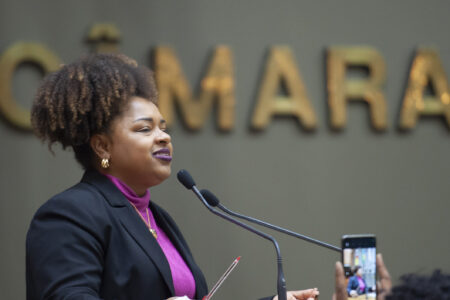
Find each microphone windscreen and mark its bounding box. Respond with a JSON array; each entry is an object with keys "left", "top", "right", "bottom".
[
  {"left": 200, "top": 189, "right": 220, "bottom": 207},
  {"left": 177, "top": 169, "right": 196, "bottom": 189}
]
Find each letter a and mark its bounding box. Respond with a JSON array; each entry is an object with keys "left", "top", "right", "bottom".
[{"left": 251, "top": 46, "right": 317, "bottom": 130}]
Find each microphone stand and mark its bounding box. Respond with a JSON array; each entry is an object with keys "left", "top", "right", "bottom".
[
  {"left": 200, "top": 189, "right": 341, "bottom": 253},
  {"left": 190, "top": 184, "right": 287, "bottom": 300},
  {"left": 217, "top": 202, "right": 341, "bottom": 253}
]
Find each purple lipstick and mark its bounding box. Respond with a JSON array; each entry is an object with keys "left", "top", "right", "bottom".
[{"left": 152, "top": 148, "right": 172, "bottom": 162}]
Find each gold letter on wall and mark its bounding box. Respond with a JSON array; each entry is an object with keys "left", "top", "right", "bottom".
[
  {"left": 0, "top": 42, "right": 61, "bottom": 129},
  {"left": 251, "top": 46, "right": 317, "bottom": 130},
  {"left": 86, "top": 23, "right": 121, "bottom": 53},
  {"left": 399, "top": 48, "right": 450, "bottom": 129},
  {"left": 327, "top": 46, "right": 387, "bottom": 130},
  {"left": 154, "top": 46, "right": 235, "bottom": 131}
]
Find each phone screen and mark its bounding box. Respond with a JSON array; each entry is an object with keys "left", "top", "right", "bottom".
[{"left": 342, "top": 234, "right": 376, "bottom": 299}]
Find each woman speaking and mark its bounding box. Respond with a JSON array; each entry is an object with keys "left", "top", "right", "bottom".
[{"left": 26, "top": 53, "right": 318, "bottom": 300}]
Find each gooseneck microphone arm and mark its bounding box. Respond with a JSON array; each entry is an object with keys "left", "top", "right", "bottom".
[
  {"left": 200, "top": 189, "right": 341, "bottom": 253},
  {"left": 177, "top": 170, "right": 287, "bottom": 300}
]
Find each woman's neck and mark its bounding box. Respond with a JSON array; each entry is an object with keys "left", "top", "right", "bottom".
[{"left": 99, "top": 169, "right": 148, "bottom": 196}]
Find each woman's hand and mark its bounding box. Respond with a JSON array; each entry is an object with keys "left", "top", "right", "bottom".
[{"left": 272, "top": 288, "right": 319, "bottom": 300}]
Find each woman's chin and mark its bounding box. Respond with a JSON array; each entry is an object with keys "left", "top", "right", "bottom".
[{"left": 147, "top": 168, "right": 171, "bottom": 187}]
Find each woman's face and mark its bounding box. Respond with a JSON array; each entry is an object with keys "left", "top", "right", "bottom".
[{"left": 105, "top": 96, "right": 173, "bottom": 194}]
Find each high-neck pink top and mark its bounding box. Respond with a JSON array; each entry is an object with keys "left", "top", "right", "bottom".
[{"left": 106, "top": 174, "right": 196, "bottom": 299}]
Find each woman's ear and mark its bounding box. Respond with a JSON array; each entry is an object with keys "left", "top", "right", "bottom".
[{"left": 90, "top": 133, "right": 112, "bottom": 160}]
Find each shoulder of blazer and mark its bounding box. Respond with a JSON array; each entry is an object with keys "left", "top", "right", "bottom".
[
  {"left": 33, "top": 170, "right": 126, "bottom": 215},
  {"left": 27, "top": 176, "right": 112, "bottom": 261},
  {"left": 29, "top": 170, "right": 128, "bottom": 241}
]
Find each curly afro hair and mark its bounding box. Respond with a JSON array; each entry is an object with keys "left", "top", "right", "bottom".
[
  {"left": 386, "top": 270, "right": 450, "bottom": 300},
  {"left": 31, "top": 53, "right": 158, "bottom": 169}
]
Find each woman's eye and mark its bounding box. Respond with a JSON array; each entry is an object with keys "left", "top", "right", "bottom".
[{"left": 137, "top": 127, "right": 151, "bottom": 132}]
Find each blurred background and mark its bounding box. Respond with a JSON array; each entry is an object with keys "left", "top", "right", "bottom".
[{"left": 1, "top": 0, "right": 449, "bottom": 299}]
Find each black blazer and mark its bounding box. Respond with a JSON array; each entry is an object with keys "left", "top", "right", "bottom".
[{"left": 26, "top": 170, "right": 208, "bottom": 300}]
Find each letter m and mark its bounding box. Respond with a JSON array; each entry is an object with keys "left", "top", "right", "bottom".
[{"left": 154, "top": 46, "right": 235, "bottom": 131}]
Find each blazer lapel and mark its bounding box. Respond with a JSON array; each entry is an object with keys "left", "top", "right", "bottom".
[
  {"left": 151, "top": 202, "right": 208, "bottom": 298},
  {"left": 118, "top": 207, "right": 175, "bottom": 294},
  {"left": 81, "top": 171, "right": 175, "bottom": 295}
]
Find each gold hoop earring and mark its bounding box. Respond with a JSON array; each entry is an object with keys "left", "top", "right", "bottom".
[{"left": 101, "top": 158, "right": 110, "bottom": 169}]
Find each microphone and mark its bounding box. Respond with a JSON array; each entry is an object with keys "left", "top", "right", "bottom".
[
  {"left": 200, "top": 189, "right": 341, "bottom": 253},
  {"left": 177, "top": 170, "right": 287, "bottom": 300}
]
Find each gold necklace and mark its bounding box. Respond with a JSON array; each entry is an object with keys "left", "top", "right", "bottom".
[{"left": 130, "top": 203, "right": 158, "bottom": 239}]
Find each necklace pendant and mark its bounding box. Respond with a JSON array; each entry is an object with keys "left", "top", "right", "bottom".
[{"left": 150, "top": 228, "right": 157, "bottom": 239}]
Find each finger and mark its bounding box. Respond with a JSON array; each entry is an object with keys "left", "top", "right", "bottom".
[
  {"left": 289, "top": 288, "right": 320, "bottom": 299},
  {"left": 286, "top": 292, "right": 296, "bottom": 300},
  {"left": 376, "top": 254, "right": 392, "bottom": 291},
  {"left": 377, "top": 281, "right": 383, "bottom": 297},
  {"left": 377, "top": 254, "right": 390, "bottom": 279},
  {"left": 334, "top": 261, "right": 347, "bottom": 300}
]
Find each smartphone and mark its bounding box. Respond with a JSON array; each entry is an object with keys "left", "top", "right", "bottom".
[{"left": 342, "top": 234, "right": 377, "bottom": 299}]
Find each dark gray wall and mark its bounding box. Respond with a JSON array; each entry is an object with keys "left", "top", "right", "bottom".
[{"left": 1, "top": 1, "right": 449, "bottom": 299}]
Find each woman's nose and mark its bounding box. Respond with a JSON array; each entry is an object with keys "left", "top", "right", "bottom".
[{"left": 156, "top": 129, "right": 171, "bottom": 144}]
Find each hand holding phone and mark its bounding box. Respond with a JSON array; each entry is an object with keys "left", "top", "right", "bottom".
[{"left": 342, "top": 234, "right": 377, "bottom": 299}]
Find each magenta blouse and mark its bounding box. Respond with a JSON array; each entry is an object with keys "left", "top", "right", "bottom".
[{"left": 106, "top": 174, "right": 196, "bottom": 299}]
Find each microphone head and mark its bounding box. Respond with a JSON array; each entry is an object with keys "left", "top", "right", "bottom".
[
  {"left": 200, "top": 189, "right": 220, "bottom": 207},
  {"left": 177, "top": 169, "right": 196, "bottom": 189}
]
